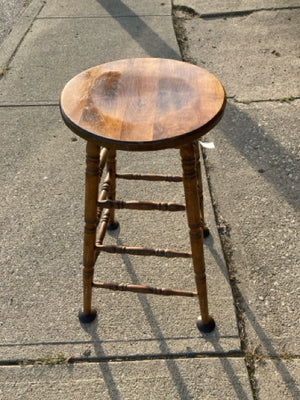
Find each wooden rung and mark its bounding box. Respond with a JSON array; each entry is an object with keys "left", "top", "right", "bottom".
[
  {"left": 97, "top": 199, "right": 186, "bottom": 212},
  {"left": 116, "top": 173, "right": 182, "bottom": 182},
  {"left": 99, "top": 147, "right": 108, "bottom": 178},
  {"left": 97, "top": 173, "right": 111, "bottom": 222},
  {"left": 96, "top": 209, "right": 110, "bottom": 245},
  {"left": 98, "top": 173, "right": 111, "bottom": 200},
  {"left": 92, "top": 281, "right": 197, "bottom": 297},
  {"left": 95, "top": 244, "right": 192, "bottom": 258}
]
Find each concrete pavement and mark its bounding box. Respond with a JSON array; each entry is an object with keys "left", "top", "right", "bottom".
[
  {"left": 174, "top": 0, "right": 300, "bottom": 398},
  {"left": 0, "top": 0, "right": 299, "bottom": 399},
  {"left": 0, "top": 0, "right": 32, "bottom": 45}
]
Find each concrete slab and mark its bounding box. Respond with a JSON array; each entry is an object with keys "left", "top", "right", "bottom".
[
  {"left": 0, "top": 0, "right": 255, "bottom": 397},
  {"left": 40, "top": 0, "right": 171, "bottom": 17},
  {"left": 177, "top": 4, "right": 300, "bottom": 396},
  {"left": 200, "top": 100, "right": 300, "bottom": 357},
  {"left": 173, "top": 0, "right": 300, "bottom": 15},
  {"left": 181, "top": 9, "right": 300, "bottom": 101},
  {"left": 0, "top": 0, "right": 44, "bottom": 67},
  {"left": 0, "top": 0, "right": 30, "bottom": 45},
  {"left": 255, "top": 359, "right": 300, "bottom": 399},
  {"left": 0, "top": 106, "right": 240, "bottom": 362},
  {"left": 0, "top": 15, "right": 180, "bottom": 105},
  {"left": 0, "top": 359, "right": 253, "bottom": 400}
]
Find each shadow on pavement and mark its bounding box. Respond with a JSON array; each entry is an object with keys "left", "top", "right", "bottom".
[
  {"left": 204, "top": 326, "right": 252, "bottom": 400},
  {"left": 97, "top": 0, "right": 180, "bottom": 59},
  {"left": 219, "top": 102, "right": 299, "bottom": 211},
  {"left": 116, "top": 236, "right": 194, "bottom": 400},
  {"left": 80, "top": 322, "right": 124, "bottom": 400},
  {"left": 206, "top": 234, "right": 300, "bottom": 399}
]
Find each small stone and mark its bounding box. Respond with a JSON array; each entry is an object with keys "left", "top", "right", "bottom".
[
  {"left": 83, "top": 349, "right": 91, "bottom": 357},
  {"left": 271, "top": 50, "right": 281, "bottom": 57}
]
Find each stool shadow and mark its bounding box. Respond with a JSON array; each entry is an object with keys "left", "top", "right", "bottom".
[
  {"left": 96, "top": 0, "right": 180, "bottom": 59},
  {"left": 112, "top": 234, "right": 252, "bottom": 398},
  {"left": 79, "top": 233, "right": 194, "bottom": 399},
  {"left": 203, "top": 327, "right": 252, "bottom": 400},
  {"left": 115, "top": 236, "right": 194, "bottom": 400},
  {"left": 80, "top": 322, "right": 123, "bottom": 400},
  {"left": 205, "top": 234, "right": 300, "bottom": 398}
]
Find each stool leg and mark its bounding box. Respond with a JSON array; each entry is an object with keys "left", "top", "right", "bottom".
[
  {"left": 194, "top": 141, "right": 210, "bottom": 238},
  {"left": 78, "top": 141, "right": 100, "bottom": 323},
  {"left": 180, "top": 143, "right": 215, "bottom": 333},
  {"left": 107, "top": 149, "right": 119, "bottom": 230}
]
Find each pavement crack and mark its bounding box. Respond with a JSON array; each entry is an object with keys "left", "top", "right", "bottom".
[
  {"left": 199, "top": 6, "right": 300, "bottom": 19},
  {"left": 172, "top": 4, "right": 199, "bottom": 19},
  {"left": 233, "top": 96, "right": 300, "bottom": 104},
  {"left": 1, "top": 351, "right": 245, "bottom": 367},
  {"left": 172, "top": 7, "right": 197, "bottom": 64},
  {"left": 202, "top": 151, "right": 261, "bottom": 400},
  {"left": 2, "top": 352, "right": 298, "bottom": 367},
  {"left": 171, "top": 9, "right": 260, "bottom": 398},
  {"left": 0, "top": 103, "right": 59, "bottom": 108},
  {"left": 173, "top": 4, "right": 300, "bottom": 20}
]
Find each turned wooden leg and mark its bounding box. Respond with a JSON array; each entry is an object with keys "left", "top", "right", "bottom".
[
  {"left": 106, "top": 148, "right": 119, "bottom": 230},
  {"left": 194, "top": 141, "right": 210, "bottom": 238},
  {"left": 79, "top": 141, "right": 100, "bottom": 323},
  {"left": 180, "top": 143, "right": 215, "bottom": 333}
]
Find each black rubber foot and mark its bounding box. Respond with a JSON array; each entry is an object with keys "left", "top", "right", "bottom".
[
  {"left": 78, "top": 309, "right": 97, "bottom": 323},
  {"left": 197, "top": 316, "right": 216, "bottom": 333},
  {"left": 203, "top": 226, "right": 210, "bottom": 238},
  {"left": 107, "top": 221, "right": 119, "bottom": 231}
]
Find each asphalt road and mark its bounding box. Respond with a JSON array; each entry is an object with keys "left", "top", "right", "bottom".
[{"left": 0, "top": 0, "right": 31, "bottom": 45}]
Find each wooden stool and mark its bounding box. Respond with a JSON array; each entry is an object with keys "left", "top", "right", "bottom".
[{"left": 60, "top": 58, "right": 226, "bottom": 333}]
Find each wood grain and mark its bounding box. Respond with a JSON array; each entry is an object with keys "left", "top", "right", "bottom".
[
  {"left": 95, "top": 244, "right": 191, "bottom": 258},
  {"left": 92, "top": 281, "right": 197, "bottom": 297},
  {"left": 60, "top": 58, "right": 226, "bottom": 150},
  {"left": 97, "top": 199, "right": 186, "bottom": 212}
]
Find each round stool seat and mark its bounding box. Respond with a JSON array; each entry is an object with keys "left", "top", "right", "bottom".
[{"left": 60, "top": 58, "right": 226, "bottom": 151}]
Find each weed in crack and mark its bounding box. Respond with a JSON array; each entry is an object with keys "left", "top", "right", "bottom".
[
  {"left": 20, "top": 353, "right": 71, "bottom": 367},
  {"left": 0, "top": 65, "right": 11, "bottom": 78}
]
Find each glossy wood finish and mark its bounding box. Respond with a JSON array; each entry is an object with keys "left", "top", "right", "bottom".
[
  {"left": 95, "top": 244, "right": 191, "bottom": 258},
  {"left": 80, "top": 140, "right": 216, "bottom": 330},
  {"left": 106, "top": 149, "right": 117, "bottom": 228},
  {"left": 97, "top": 199, "right": 186, "bottom": 212},
  {"left": 60, "top": 58, "right": 226, "bottom": 151},
  {"left": 194, "top": 141, "right": 209, "bottom": 236},
  {"left": 116, "top": 173, "right": 182, "bottom": 182},
  {"left": 61, "top": 58, "right": 226, "bottom": 332},
  {"left": 180, "top": 143, "right": 212, "bottom": 326},
  {"left": 81, "top": 142, "right": 100, "bottom": 319},
  {"left": 92, "top": 281, "right": 197, "bottom": 297}
]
